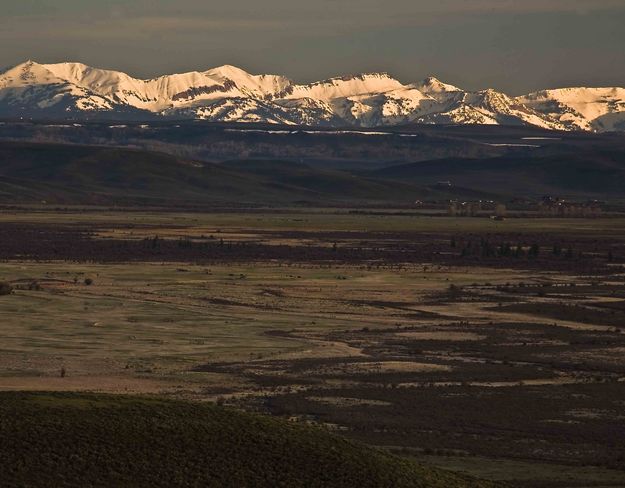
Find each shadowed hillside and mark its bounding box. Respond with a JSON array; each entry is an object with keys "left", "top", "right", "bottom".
[
  {"left": 0, "top": 142, "right": 431, "bottom": 205},
  {"left": 0, "top": 392, "right": 498, "bottom": 488},
  {"left": 369, "top": 150, "right": 625, "bottom": 199},
  {"left": 1, "top": 138, "right": 624, "bottom": 206}
]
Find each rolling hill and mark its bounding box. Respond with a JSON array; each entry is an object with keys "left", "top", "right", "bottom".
[
  {"left": 0, "top": 141, "right": 437, "bottom": 205},
  {"left": 1, "top": 130, "right": 624, "bottom": 205},
  {"left": 0, "top": 391, "right": 497, "bottom": 488},
  {"left": 370, "top": 150, "right": 625, "bottom": 199}
]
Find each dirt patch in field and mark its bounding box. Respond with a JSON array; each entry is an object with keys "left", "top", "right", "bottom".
[
  {"left": 322, "top": 361, "right": 452, "bottom": 375},
  {"left": 308, "top": 396, "right": 392, "bottom": 407},
  {"left": 396, "top": 331, "right": 486, "bottom": 341},
  {"left": 0, "top": 375, "right": 186, "bottom": 394}
]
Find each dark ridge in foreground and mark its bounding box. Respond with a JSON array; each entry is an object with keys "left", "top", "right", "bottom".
[
  {"left": 0, "top": 392, "right": 497, "bottom": 488},
  {"left": 2, "top": 128, "right": 625, "bottom": 206},
  {"left": 0, "top": 141, "right": 456, "bottom": 206}
]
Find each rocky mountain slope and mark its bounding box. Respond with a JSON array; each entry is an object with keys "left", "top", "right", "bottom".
[{"left": 1, "top": 60, "right": 623, "bottom": 131}]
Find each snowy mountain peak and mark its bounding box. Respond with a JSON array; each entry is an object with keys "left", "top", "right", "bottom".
[
  {"left": 1, "top": 60, "right": 61, "bottom": 87},
  {"left": 204, "top": 65, "right": 292, "bottom": 97},
  {"left": 282, "top": 72, "right": 405, "bottom": 103},
  {"left": 0, "top": 60, "right": 623, "bottom": 132},
  {"left": 416, "top": 76, "right": 461, "bottom": 93},
  {"left": 205, "top": 64, "right": 250, "bottom": 77},
  {"left": 518, "top": 87, "right": 625, "bottom": 131}
]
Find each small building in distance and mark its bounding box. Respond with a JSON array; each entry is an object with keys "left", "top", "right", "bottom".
[
  {"left": 538, "top": 196, "right": 603, "bottom": 217},
  {"left": 448, "top": 200, "right": 506, "bottom": 218},
  {"left": 448, "top": 200, "right": 483, "bottom": 217}
]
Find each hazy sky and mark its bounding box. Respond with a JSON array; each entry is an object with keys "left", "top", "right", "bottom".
[{"left": 1, "top": 0, "right": 624, "bottom": 93}]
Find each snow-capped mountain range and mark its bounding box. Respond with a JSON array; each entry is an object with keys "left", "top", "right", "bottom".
[{"left": 1, "top": 60, "right": 624, "bottom": 132}]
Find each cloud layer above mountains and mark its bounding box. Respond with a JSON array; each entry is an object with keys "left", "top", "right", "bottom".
[{"left": 1, "top": 0, "right": 624, "bottom": 94}]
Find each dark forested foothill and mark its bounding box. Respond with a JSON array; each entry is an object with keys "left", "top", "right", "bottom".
[{"left": 0, "top": 392, "right": 497, "bottom": 488}]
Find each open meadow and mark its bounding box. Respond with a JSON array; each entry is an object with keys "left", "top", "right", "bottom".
[{"left": 2, "top": 207, "right": 625, "bottom": 487}]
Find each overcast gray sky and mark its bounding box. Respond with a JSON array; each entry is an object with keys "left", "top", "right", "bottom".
[{"left": 1, "top": 0, "right": 624, "bottom": 94}]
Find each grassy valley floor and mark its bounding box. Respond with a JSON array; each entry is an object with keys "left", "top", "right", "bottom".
[{"left": 1, "top": 208, "right": 625, "bottom": 486}]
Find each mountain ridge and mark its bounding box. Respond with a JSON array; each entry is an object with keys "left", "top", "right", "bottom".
[{"left": 1, "top": 60, "right": 624, "bottom": 132}]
